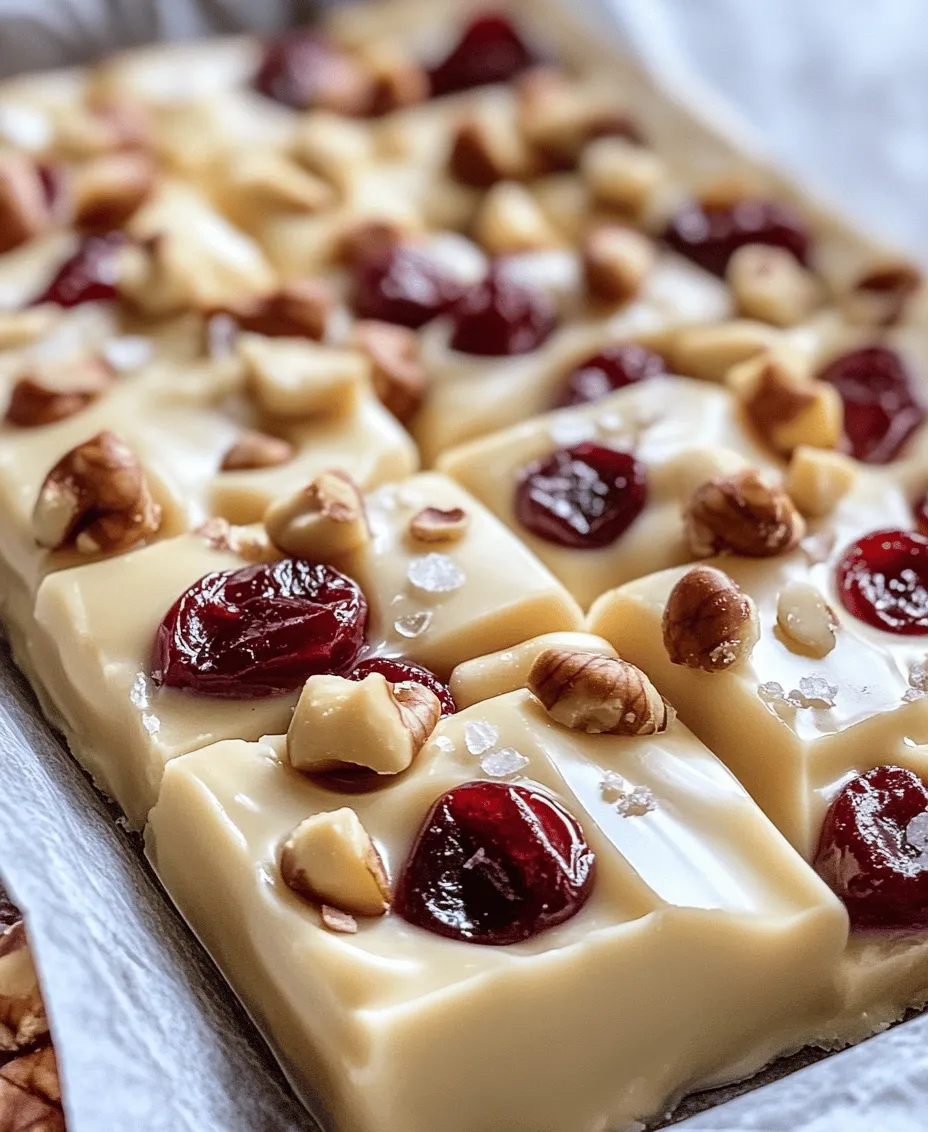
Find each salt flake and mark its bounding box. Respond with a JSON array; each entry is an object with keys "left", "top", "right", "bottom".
[
  {"left": 480, "top": 748, "right": 529, "bottom": 777},
  {"left": 797, "top": 675, "right": 838, "bottom": 708},
  {"left": 547, "top": 416, "right": 598, "bottom": 447},
  {"left": 600, "top": 770, "right": 627, "bottom": 801},
  {"left": 434, "top": 735, "right": 455, "bottom": 753},
  {"left": 393, "top": 610, "right": 433, "bottom": 639},
  {"left": 407, "top": 553, "right": 465, "bottom": 594},
  {"left": 464, "top": 720, "right": 499, "bottom": 755},
  {"left": 906, "top": 812, "right": 928, "bottom": 855},
  {"left": 615, "top": 785, "right": 656, "bottom": 818},
  {"left": 758, "top": 681, "right": 787, "bottom": 703}
]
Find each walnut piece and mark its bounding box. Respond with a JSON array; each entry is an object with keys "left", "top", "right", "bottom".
[
  {"left": 582, "top": 223, "right": 655, "bottom": 305},
  {"left": 72, "top": 151, "right": 156, "bottom": 232},
  {"left": 472, "top": 181, "right": 560, "bottom": 255},
  {"left": 280, "top": 808, "right": 391, "bottom": 917},
  {"left": 729, "top": 354, "right": 843, "bottom": 454},
  {"left": 776, "top": 581, "right": 838, "bottom": 659},
  {"left": 662, "top": 565, "right": 759, "bottom": 672},
  {"left": 843, "top": 261, "right": 922, "bottom": 327},
  {"left": 449, "top": 109, "right": 537, "bottom": 189},
  {"left": 287, "top": 672, "right": 441, "bottom": 775},
  {"left": 528, "top": 648, "right": 673, "bottom": 735},
  {"left": 408, "top": 506, "right": 469, "bottom": 545},
  {"left": 0, "top": 154, "right": 53, "bottom": 255},
  {"left": 580, "top": 135, "right": 667, "bottom": 216},
  {"left": 265, "top": 470, "right": 368, "bottom": 559},
  {"left": 785, "top": 445, "right": 857, "bottom": 517},
  {"left": 685, "top": 469, "right": 805, "bottom": 557},
  {"left": 217, "top": 279, "right": 333, "bottom": 342},
  {"left": 220, "top": 430, "right": 294, "bottom": 472},
  {"left": 353, "top": 319, "right": 428, "bottom": 424},
  {"left": 239, "top": 335, "right": 366, "bottom": 418},
  {"left": 5, "top": 357, "right": 111, "bottom": 428},
  {"left": 726, "top": 243, "right": 822, "bottom": 327},
  {"left": 32, "top": 430, "right": 161, "bottom": 554},
  {"left": 0, "top": 922, "right": 48, "bottom": 1054}
]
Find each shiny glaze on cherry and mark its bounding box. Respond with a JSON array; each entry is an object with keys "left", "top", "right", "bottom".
[
  {"left": 351, "top": 243, "right": 463, "bottom": 329},
  {"left": 663, "top": 198, "right": 810, "bottom": 277},
  {"left": 428, "top": 14, "right": 536, "bottom": 97},
  {"left": 554, "top": 343, "right": 666, "bottom": 408},
  {"left": 448, "top": 269, "right": 556, "bottom": 356},
  {"left": 31, "top": 232, "right": 127, "bottom": 308},
  {"left": 836, "top": 529, "right": 928, "bottom": 634},
  {"left": 348, "top": 656, "right": 456, "bottom": 715}
]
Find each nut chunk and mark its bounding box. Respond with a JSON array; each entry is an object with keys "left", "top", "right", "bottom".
[
  {"left": 0, "top": 154, "right": 53, "bottom": 254},
  {"left": 238, "top": 335, "right": 366, "bottom": 418},
  {"left": 265, "top": 470, "right": 368, "bottom": 560},
  {"left": 280, "top": 808, "right": 391, "bottom": 917},
  {"left": 287, "top": 672, "right": 441, "bottom": 775},
  {"left": 685, "top": 469, "right": 805, "bottom": 558},
  {"left": 528, "top": 648, "right": 672, "bottom": 735},
  {"left": 32, "top": 430, "right": 162, "bottom": 554},
  {"left": 662, "top": 565, "right": 759, "bottom": 672}
]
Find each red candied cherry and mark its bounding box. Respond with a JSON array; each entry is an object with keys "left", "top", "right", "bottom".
[
  {"left": 351, "top": 243, "right": 464, "bottom": 329},
  {"left": 554, "top": 343, "right": 666, "bottom": 408},
  {"left": 836, "top": 529, "right": 928, "bottom": 634},
  {"left": 448, "top": 269, "right": 557, "bottom": 356},
  {"left": 815, "top": 766, "right": 928, "bottom": 929},
  {"left": 31, "top": 231, "right": 127, "bottom": 308},
  {"left": 152, "top": 559, "right": 367, "bottom": 698},
  {"left": 348, "top": 656, "right": 456, "bottom": 715},
  {"left": 428, "top": 14, "right": 536, "bottom": 97},
  {"left": 253, "top": 30, "right": 370, "bottom": 114},
  {"left": 396, "top": 780, "right": 595, "bottom": 944},
  {"left": 817, "top": 346, "right": 924, "bottom": 465},
  {"left": 516, "top": 442, "right": 647, "bottom": 549},
  {"left": 663, "top": 198, "right": 810, "bottom": 277}
]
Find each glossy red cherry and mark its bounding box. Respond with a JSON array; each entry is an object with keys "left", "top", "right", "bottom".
[
  {"left": 152, "top": 559, "right": 367, "bottom": 698},
  {"left": 351, "top": 244, "right": 464, "bottom": 329},
  {"left": 815, "top": 766, "right": 928, "bottom": 929},
  {"left": 396, "top": 780, "right": 595, "bottom": 944},
  {"left": 31, "top": 231, "right": 127, "bottom": 308},
  {"left": 428, "top": 14, "right": 536, "bottom": 97},
  {"left": 348, "top": 656, "right": 456, "bottom": 715},
  {"left": 554, "top": 343, "right": 666, "bottom": 408},
  {"left": 817, "top": 347, "right": 924, "bottom": 464},
  {"left": 663, "top": 198, "right": 810, "bottom": 277},
  {"left": 253, "top": 30, "right": 368, "bottom": 113},
  {"left": 516, "top": 442, "right": 647, "bottom": 548},
  {"left": 836, "top": 529, "right": 928, "bottom": 634},
  {"left": 448, "top": 270, "right": 557, "bottom": 356}
]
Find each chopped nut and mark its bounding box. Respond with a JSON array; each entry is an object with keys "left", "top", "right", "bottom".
[
  {"left": 0, "top": 922, "right": 48, "bottom": 1054},
  {"left": 291, "top": 112, "right": 374, "bottom": 193},
  {"left": 321, "top": 905, "right": 358, "bottom": 934},
  {"left": 0, "top": 1041, "right": 60, "bottom": 1108},
  {"left": 729, "top": 354, "right": 843, "bottom": 454},
  {"left": 32, "top": 430, "right": 161, "bottom": 554},
  {"left": 528, "top": 648, "right": 673, "bottom": 735},
  {"left": 72, "top": 151, "right": 156, "bottom": 232},
  {"left": 776, "top": 581, "right": 838, "bottom": 658},
  {"left": 280, "top": 808, "right": 391, "bottom": 917},
  {"left": 5, "top": 357, "right": 111, "bottom": 428},
  {"left": 785, "top": 446, "right": 857, "bottom": 517},
  {"left": 335, "top": 218, "right": 407, "bottom": 267},
  {"left": 408, "top": 506, "right": 469, "bottom": 545},
  {"left": 685, "top": 469, "right": 805, "bottom": 557},
  {"left": 449, "top": 109, "right": 536, "bottom": 189},
  {"left": 265, "top": 470, "right": 368, "bottom": 559},
  {"left": 843, "top": 262, "right": 922, "bottom": 327},
  {"left": 582, "top": 223, "right": 656, "bottom": 305},
  {"left": 220, "top": 431, "right": 294, "bottom": 472},
  {"left": 360, "top": 44, "right": 429, "bottom": 115},
  {"left": 0, "top": 153, "right": 53, "bottom": 254},
  {"left": 353, "top": 319, "right": 427, "bottom": 424},
  {"left": 194, "top": 517, "right": 275, "bottom": 562},
  {"left": 287, "top": 672, "right": 440, "bottom": 775},
  {"left": 222, "top": 150, "right": 335, "bottom": 215},
  {"left": 669, "top": 320, "right": 780, "bottom": 383},
  {"left": 726, "top": 243, "right": 822, "bottom": 327},
  {"left": 580, "top": 135, "right": 667, "bottom": 216},
  {"left": 662, "top": 564, "right": 759, "bottom": 672},
  {"left": 472, "top": 181, "right": 560, "bottom": 255},
  {"left": 216, "top": 279, "right": 333, "bottom": 342},
  {"left": 239, "top": 335, "right": 366, "bottom": 418}
]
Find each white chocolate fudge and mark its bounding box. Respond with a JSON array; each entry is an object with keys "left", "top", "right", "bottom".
[
  {"left": 588, "top": 477, "right": 928, "bottom": 858},
  {"left": 24, "top": 473, "right": 580, "bottom": 825},
  {"left": 439, "top": 374, "right": 775, "bottom": 607},
  {"left": 146, "top": 690, "right": 847, "bottom": 1132}
]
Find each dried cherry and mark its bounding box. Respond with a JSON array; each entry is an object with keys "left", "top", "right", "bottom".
[
  {"left": 836, "top": 529, "right": 928, "bottom": 634},
  {"left": 448, "top": 269, "right": 556, "bottom": 356},
  {"left": 351, "top": 243, "right": 463, "bottom": 329},
  {"left": 31, "top": 232, "right": 127, "bottom": 308},
  {"left": 428, "top": 14, "right": 536, "bottom": 97},
  {"left": 663, "top": 198, "right": 810, "bottom": 277},
  {"left": 348, "top": 656, "right": 456, "bottom": 715},
  {"left": 554, "top": 343, "right": 665, "bottom": 408}
]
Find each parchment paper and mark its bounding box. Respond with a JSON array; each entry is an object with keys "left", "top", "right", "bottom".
[{"left": 0, "top": 2, "right": 926, "bottom": 1130}]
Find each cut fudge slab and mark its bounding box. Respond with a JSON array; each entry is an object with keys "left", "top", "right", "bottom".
[
  {"left": 27, "top": 472, "right": 580, "bottom": 825},
  {"left": 588, "top": 476, "right": 928, "bottom": 859},
  {"left": 146, "top": 687, "right": 847, "bottom": 1132},
  {"left": 439, "top": 373, "right": 775, "bottom": 607}
]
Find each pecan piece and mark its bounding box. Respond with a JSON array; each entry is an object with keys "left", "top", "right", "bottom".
[
  {"left": 662, "top": 565, "right": 759, "bottom": 672},
  {"left": 216, "top": 279, "right": 333, "bottom": 341},
  {"left": 685, "top": 469, "right": 805, "bottom": 558},
  {"left": 220, "top": 431, "right": 294, "bottom": 472},
  {"left": 5, "top": 357, "right": 111, "bottom": 428}
]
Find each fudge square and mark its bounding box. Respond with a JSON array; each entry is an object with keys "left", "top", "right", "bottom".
[
  {"left": 439, "top": 373, "right": 776, "bottom": 607},
  {"left": 588, "top": 477, "right": 928, "bottom": 859},
  {"left": 29, "top": 472, "right": 582, "bottom": 825},
  {"left": 146, "top": 684, "right": 847, "bottom": 1132}
]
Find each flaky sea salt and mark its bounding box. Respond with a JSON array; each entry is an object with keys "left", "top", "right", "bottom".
[
  {"left": 906, "top": 658, "right": 928, "bottom": 702},
  {"left": 464, "top": 720, "right": 499, "bottom": 755},
  {"left": 906, "top": 812, "right": 928, "bottom": 855},
  {"left": 797, "top": 674, "right": 838, "bottom": 708},
  {"left": 758, "top": 681, "right": 787, "bottom": 703},
  {"left": 434, "top": 736, "right": 455, "bottom": 753},
  {"left": 407, "top": 553, "right": 465, "bottom": 594},
  {"left": 102, "top": 335, "right": 153, "bottom": 372},
  {"left": 615, "top": 786, "right": 656, "bottom": 818},
  {"left": 600, "top": 771, "right": 627, "bottom": 801},
  {"left": 129, "top": 672, "right": 150, "bottom": 709},
  {"left": 480, "top": 748, "right": 529, "bottom": 777},
  {"left": 393, "top": 610, "right": 433, "bottom": 639},
  {"left": 548, "top": 416, "right": 598, "bottom": 447}
]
